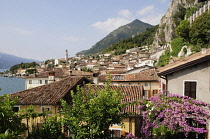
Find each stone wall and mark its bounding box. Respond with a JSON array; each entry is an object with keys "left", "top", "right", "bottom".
[{"left": 188, "top": 1, "right": 210, "bottom": 24}]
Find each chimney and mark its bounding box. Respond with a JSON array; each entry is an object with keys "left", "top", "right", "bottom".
[
  {"left": 48, "top": 71, "right": 55, "bottom": 83},
  {"left": 93, "top": 73, "right": 99, "bottom": 84},
  {"left": 69, "top": 70, "right": 72, "bottom": 76},
  {"left": 201, "top": 48, "right": 206, "bottom": 54}
]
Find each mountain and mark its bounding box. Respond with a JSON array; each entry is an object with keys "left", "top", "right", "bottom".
[
  {"left": 151, "top": 0, "right": 210, "bottom": 67},
  {"left": 152, "top": 0, "right": 199, "bottom": 48},
  {"left": 102, "top": 25, "right": 159, "bottom": 54},
  {"left": 77, "top": 19, "right": 153, "bottom": 55},
  {"left": 0, "top": 52, "right": 39, "bottom": 69}
]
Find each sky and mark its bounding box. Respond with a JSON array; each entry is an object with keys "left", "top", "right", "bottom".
[{"left": 0, "top": 0, "right": 170, "bottom": 61}]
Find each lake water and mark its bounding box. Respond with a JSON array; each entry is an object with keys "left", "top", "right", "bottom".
[{"left": 0, "top": 69, "right": 25, "bottom": 95}]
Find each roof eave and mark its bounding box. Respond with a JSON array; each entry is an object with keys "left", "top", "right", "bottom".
[{"left": 158, "top": 55, "right": 210, "bottom": 76}]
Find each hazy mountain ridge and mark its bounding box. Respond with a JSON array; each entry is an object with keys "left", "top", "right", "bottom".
[
  {"left": 0, "top": 52, "right": 39, "bottom": 69},
  {"left": 77, "top": 19, "right": 153, "bottom": 55}
]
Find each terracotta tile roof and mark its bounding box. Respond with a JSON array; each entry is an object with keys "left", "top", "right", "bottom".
[
  {"left": 100, "top": 69, "right": 126, "bottom": 74},
  {"left": 25, "top": 68, "right": 93, "bottom": 78},
  {"left": 158, "top": 48, "right": 210, "bottom": 76},
  {"left": 99, "top": 69, "right": 159, "bottom": 82},
  {"left": 9, "top": 76, "right": 87, "bottom": 105},
  {"left": 122, "top": 65, "right": 153, "bottom": 74},
  {"left": 83, "top": 84, "right": 143, "bottom": 114}
]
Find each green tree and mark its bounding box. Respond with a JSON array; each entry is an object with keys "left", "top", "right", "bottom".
[
  {"left": 176, "top": 20, "right": 190, "bottom": 41},
  {"left": 26, "top": 69, "right": 37, "bottom": 75},
  {"left": 185, "top": 7, "right": 196, "bottom": 18},
  {"left": 0, "top": 94, "right": 26, "bottom": 138},
  {"left": 173, "top": 5, "right": 186, "bottom": 26},
  {"left": 171, "top": 38, "right": 187, "bottom": 56},
  {"left": 157, "top": 49, "right": 171, "bottom": 67},
  {"left": 10, "top": 62, "right": 38, "bottom": 74},
  {"left": 190, "top": 12, "right": 210, "bottom": 47},
  {"left": 27, "top": 116, "right": 64, "bottom": 139},
  {"left": 61, "top": 82, "right": 125, "bottom": 139}
]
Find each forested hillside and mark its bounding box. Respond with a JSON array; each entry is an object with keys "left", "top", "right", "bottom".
[
  {"left": 77, "top": 19, "right": 153, "bottom": 55},
  {"left": 158, "top": 11, "right": 210, "bottom": 67},
  {"left": 103, "top": 25, "right": 158, "bottom": 55}
]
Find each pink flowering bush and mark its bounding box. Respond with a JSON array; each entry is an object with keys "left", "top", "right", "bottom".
[
  {"left": 139, "top": 93, "right": 210, "bottom": 139},
  {"left": 126, "top": 132, "right": 139, "bottom": 139}
]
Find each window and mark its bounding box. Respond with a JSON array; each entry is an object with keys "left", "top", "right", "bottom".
[
  {"left": 110, "top": 126, "right": 122, "bottom": 138},
  {"left": 153, "top": 90, "right": 159, "bottom": 95},
  {"left": 39, "top": 80, "right": 42, "bottom": 84},
  {"left": 34, "top": 80, "right": 39, "bottom": 84},
  {"left": 184, "top": 81, "right": 196, "bottom": 99},
  {"left": 13, "top": 106, "right": 20, "bottom": 112},
  {"left": 29, "top": 80, "right": 32, "bottom": 84},
  {"left": 45, "top": 80, "right": 48, "bottom": 84},
  {"left": 41, "top": 106, "right": 51, "bottom": 115},
  {"left": 145, "top": 83, "right": 149, "bottom": 87},
  {"left": 111, "top": 130, "right": 121, "bottom": 138}
]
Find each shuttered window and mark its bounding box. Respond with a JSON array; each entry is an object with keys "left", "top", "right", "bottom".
[
  {"left": 152, "top": 90, "right": 158, "bottom": 95},
  {"left": 184, "top": 81, "right": 196, "bottom": 99}
]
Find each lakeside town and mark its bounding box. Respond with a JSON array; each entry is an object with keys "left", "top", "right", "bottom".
[
  {"left": 0, "top": 0, "right": 210, "bottom": 138},
  {"left": 1, "top": 46, "right": 210, "bottom": 138}
]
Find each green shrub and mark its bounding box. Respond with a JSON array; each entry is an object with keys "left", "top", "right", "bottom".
[
  {"left": 173, "top": 5, "right": 186, "bottom": 26},
  {"left": 185, "top": 7, "right": 196, "bottom": 18},
  {"left": 175, "top": 20, "right": 190, "bottom": 41},
  {"left": 157, "top": 49, "right": 171, "bottom": 67},
  {"left": 190, "top": 12, "right": 210, "bottom": 47},
  {"left": 171, "top": 38, "right": 186, "bottom": 56}
]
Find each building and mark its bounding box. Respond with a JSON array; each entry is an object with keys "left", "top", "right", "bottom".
[
  {"left": 24, "top": 68, "right": 93, "bottom": 89},
  {"left": 9, "top": 76, "right": 90, "bottom": 129},
  {"left": 157, "top": 48, "right": 210, "bottom": 100},
  {"left": 82, "top": 84, "right": 144, "bottom": 138},
  {"left": 157, "top": 48, "right": 210, "bottom": 139},
  {"left": 10, "top": 76, "right": 145, "bottom": 137},
  {"left": 97, "top": 68, "right": 160, "bottom": 99}
]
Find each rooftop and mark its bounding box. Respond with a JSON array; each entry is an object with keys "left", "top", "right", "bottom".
[
  {"left": 83, "top": 84, "right": 144, "bottom": 114},
  {"left": 9, "top": 76, "right": 87, "bottom": 105},
  {"left": 158, "top": 48, "right": 210, "bottom": 76},
  {"left": 99, "top": 69, "right": 159, "bottom": 82},
  {"left": 25, "top": 68, "right": 93, "bottom": 78}
]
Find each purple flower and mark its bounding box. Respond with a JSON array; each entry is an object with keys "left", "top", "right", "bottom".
[{"left": 138, "top": 92, "right": 210, "bottom": 138}]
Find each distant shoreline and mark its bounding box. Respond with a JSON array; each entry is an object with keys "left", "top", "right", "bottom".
[{"left": 0, "top": 69, "right": 9, "bottom": 72}]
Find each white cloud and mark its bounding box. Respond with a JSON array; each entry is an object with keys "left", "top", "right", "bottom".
[
  {"left": 63, "top": 36, "right": 84, "bottom": 42},
  {"left": 15, "top": 28, "right": 32, "bottom": 35},
  {"left": 137, "top": 5, "right": 154, "bottom": 16},
  {"left": 92, "top": 17, "right": 131, "bottom": 33},
  {"left": 118, "top": 9, "right": 133, "bottom": 19},
  {"left": 140, "top": 13, "right": 163, "bottom": 25}
]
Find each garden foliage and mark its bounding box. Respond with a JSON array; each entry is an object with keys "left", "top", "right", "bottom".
[
  {"left": 61, "top": 81, "right": 125, "bottom": 139},
  {"left": 138, "top": 93, "right": 210, "bottom": 139}
]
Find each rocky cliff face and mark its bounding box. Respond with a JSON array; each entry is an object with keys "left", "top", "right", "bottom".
[{"left": 152, "top": 0, "right": 199, "bottom": 51}]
